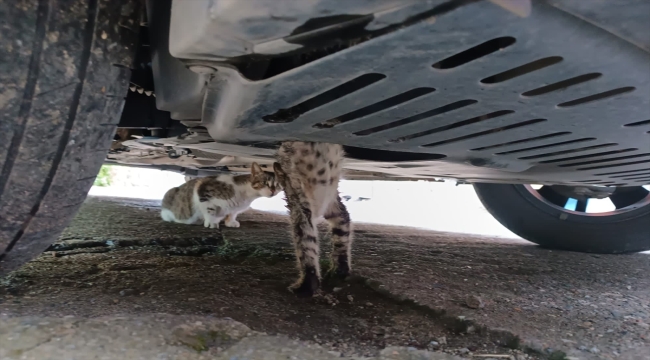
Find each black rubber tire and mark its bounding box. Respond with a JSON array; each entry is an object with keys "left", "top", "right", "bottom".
[
  {"left": 473, "top": 183, "right": 650, "bottom": 253},
  {"left": 0, "top": 0, "right": 139, "bottom": 275}
]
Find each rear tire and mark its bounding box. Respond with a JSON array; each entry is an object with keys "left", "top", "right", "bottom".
[
  {"left": 473, "top": 183, "right": 650, "bottom": 253},
  {"left": 0, "top": 0, "right": 140, "bottom": 274}
]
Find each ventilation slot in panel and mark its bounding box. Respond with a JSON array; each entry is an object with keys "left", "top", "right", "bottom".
[
  {"left": 263, "top": 73, "right": 386, "bottom": 123},
  {"left": 470, "top": 132, "right": 571, "bottom": 151},
  {"left": 390, "top": 110, "right": 515, "bottom": 143},
  {"left": 624, "top": 119, "right": 650, "bottom": 127},
  {"left": 558, "top": 153, "right": 650, "bottom": 168},
  {"left": 573, "top": 180, "right": 602, "bottom": 183},
  {"left": 342, "top": 146, "right": 445, "bottom": 162},
  {"left": 578, "top": 159, "right": 650, "bottom": 171},
  {"left": 394, "top": 164, "right": 426, "bottom": 168},
  {"left": 422, "top": 119, "right": 546, "bottom": 148},
  {"left": 557, "top": 87, "right": 635, "bottom": 108},
  {"left": 432, "top": 37, "right": 516, "bottom": 69},
  {"left": 354, "top": 100, "right": 477, "bottom": 136},
  {"left": 622, "top": 175, "right": 650, "bottom": 182},
  {"left": 481, "top": 57, "right": 563, "bottom": 84},
  {"left": 610, "top": 171, "right": 650, "bottom": 179},
  {"left": 595, "top": 168, "right": 650, "bottom": 176},
  {"left": 313, "top": 87, "right": 435, "bottom": 128},
  {"left": 495, "top": 138, "right": 597, "bottom": 156},
  {"left": 517, "top": 143, "right": 618, "bottom": 160},
  {"left": 539, "top": 148, "right": 637, "bottom": 164},
  {"left": 522, "top": 73, "right": 601, "bottom": 97}
]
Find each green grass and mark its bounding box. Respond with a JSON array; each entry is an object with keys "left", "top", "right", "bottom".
[{"left": 93, "top": 165, "right": 113, "bottom": 187}]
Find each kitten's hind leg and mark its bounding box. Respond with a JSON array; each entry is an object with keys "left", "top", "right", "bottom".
[
  {"left": 287, "top": 199, "right": 321, "bottom": 297},
  {"left": 273, "top": 161, "right": 321, "bottom": 297},
  {"left": 324, "top": 196, "right": 352, "bottom": 277}
]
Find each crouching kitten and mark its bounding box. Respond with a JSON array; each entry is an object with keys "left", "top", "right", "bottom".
[{"left": 161, "top": 163, "right": 281, "bottom": 228}]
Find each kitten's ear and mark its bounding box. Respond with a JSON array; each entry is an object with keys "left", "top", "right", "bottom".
[
  {"left": 272, "top": 162, "right": 284, "bottom": 176},
  {"left": 272, "top": 162, "right": 287, "bottom": 182},
  {"left": 250, "top": 162, "right": 263, "bottom": 177}
]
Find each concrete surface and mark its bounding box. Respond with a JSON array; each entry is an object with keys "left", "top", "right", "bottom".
[
  {"left": 0, "top": 313, "right": 463, "bottom": 360},
  {"left": 1, "top": 196, "right": 649, "bottom": 360}
]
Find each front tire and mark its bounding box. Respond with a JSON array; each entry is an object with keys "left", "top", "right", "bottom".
[
  {"left": 0, "top": 0, "right": 140, "bottom": 274},
  {"left": 473, "top": 183, "right": 650, "bottom": 253}
]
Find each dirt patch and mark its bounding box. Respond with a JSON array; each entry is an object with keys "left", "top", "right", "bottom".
[{"left": 2, "top": 196, "right": 650, "bottom": 359}]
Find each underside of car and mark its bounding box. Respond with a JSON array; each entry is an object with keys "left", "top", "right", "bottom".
[
  {"left": 1, "top": 0, "right": 649, "bottom": 274},
  {"left": 113, "top": 0, "right": 650, "bottom": 187}
]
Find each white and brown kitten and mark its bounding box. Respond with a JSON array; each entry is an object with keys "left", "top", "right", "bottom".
[
  {"left": 161, "top": 163, "right": 281, "bottom": 228},
  {"left": 273, "top": 142, "right": 352, "bottom": 297}
]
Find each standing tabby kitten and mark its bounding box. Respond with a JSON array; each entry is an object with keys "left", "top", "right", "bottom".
[
  {"left": 273, "top": 142, "right": 352, "bottom": 297},
  {"left": 161, "top": 163, "right": 280, "bottom": 228}
]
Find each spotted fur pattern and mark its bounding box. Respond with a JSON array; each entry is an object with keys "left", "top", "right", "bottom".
[
  {"left": 274, "top": 142, "right": 352, "bottom": 297},
  {"left": 161, "top": 163, "right": 281, "bottom": 228}
]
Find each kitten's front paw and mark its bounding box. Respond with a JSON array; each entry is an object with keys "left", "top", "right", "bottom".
[
  {"left": 203, "top": 220, "right": 219, "bottom": 229},
  {"left": 289, "top": 267, "right": 320, "bottom": 298},
  {"left": 224, "top": 220, "right": 240, "bottom": 228}
]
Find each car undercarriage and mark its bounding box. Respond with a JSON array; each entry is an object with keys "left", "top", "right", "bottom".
[
  {"left": 112, "top": 0, "right": 650, "bottom": 187},
  {"left": 2, "top": 0, "right": 649, "bottom": 274}
]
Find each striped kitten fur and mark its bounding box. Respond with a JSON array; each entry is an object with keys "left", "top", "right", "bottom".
[
  {"left": 274, "top": 142, "right": 352, "bottom": 297},
  {"left": 161, "top": 163, "right": 281, "bottom": 228}
]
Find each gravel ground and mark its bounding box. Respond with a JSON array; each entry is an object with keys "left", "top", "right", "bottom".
[{"left": 1, "top": 196, "right": 649, "bottom": 359}]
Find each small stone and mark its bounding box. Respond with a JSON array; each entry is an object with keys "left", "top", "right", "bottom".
[
  {"left": 578, "top": 345, "right": 588, "bottom": 351},
  {"left": 113, "top": 299, "right": 119, "bottom": 304},
  {"left": 372, "top": 326, "right": 386, "bottom": 336},
  {"left": 437, "top": 336, "right": 447, "bottom": 345},
  {"left": 365, "top": 302, "right": 374, "bottom": 307},
  {"left": 428, "top": 341, "right": 440, "bottom": 349},
  {"left": 610, "top": 310, "right": 622, "bottom": 319},
  {"left": 459, "top": 348, "right": 470, "bottom": 354},
  {"left": 347, "top": 295, "right": 354, "bottom": 302},
  {"left": 119, "top": 289, "right": 136, "bottom": 297},
  {"left": 333, "top": 287, "right": 343, "bottom": 293},
  {"left": 590, "top": 347, "right": 600, "bottom": 354},
  {"left": 466, "top": 295, "right": 485, "bottom": 309}
]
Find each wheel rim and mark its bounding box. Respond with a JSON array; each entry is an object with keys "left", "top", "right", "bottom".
[{"left": 523, "top": 184, "right": 650, "bottom": 216}]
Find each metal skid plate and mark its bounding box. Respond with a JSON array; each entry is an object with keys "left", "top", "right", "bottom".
[{"left": 200, "top": 0, "right": 650, "bottom": 186}]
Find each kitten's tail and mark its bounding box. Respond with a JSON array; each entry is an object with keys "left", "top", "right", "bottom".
[
  {"left": 160, "top": 208, "right": 176, "bottom": 222},
  {"left": 161, "top": 187, "right": 179, "bottom": 222}
]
